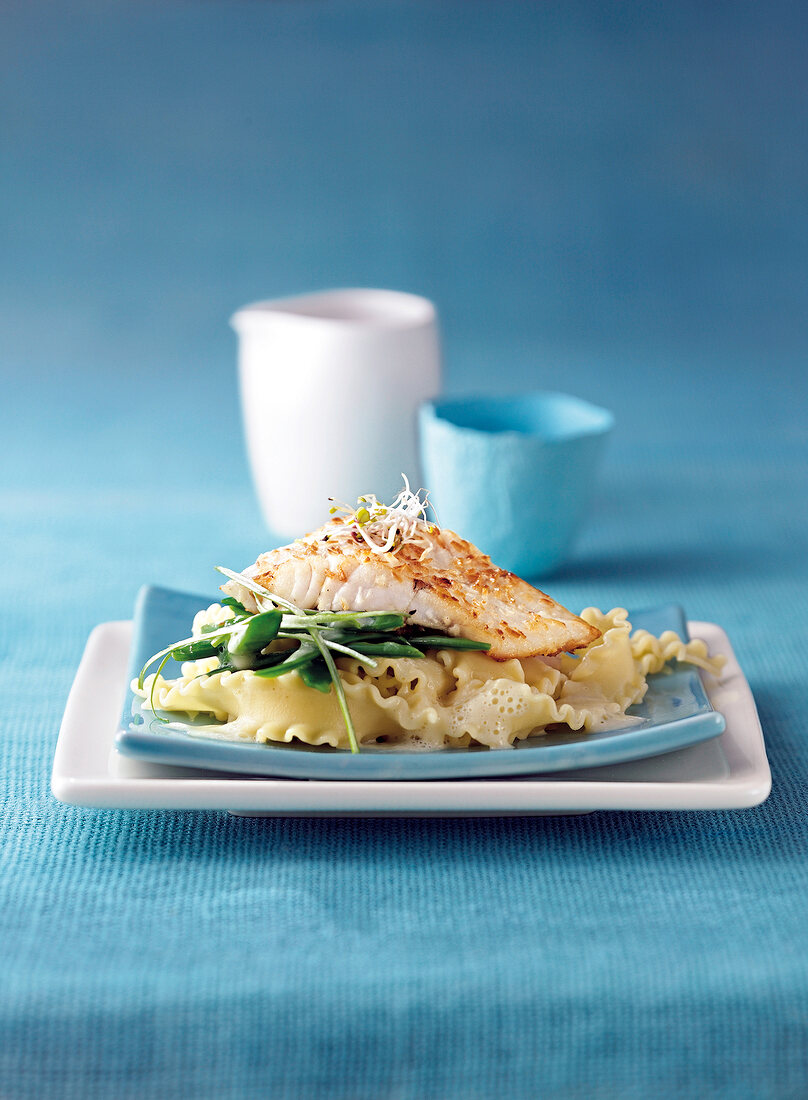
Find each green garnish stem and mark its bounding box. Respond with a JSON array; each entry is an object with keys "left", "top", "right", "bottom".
[
  {"left": 308, "top": 626, "right": 360, "bottom": 754},
  {"left": 148, "top": 652, "right": 173, "bottom": 722}
]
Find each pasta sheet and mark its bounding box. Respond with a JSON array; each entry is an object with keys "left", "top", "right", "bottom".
[{"left": 135, "top": 605, "right": 724, "bottom": 751}]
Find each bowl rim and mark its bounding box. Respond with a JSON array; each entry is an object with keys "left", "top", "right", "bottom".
[{"left": 420, "top": 390, "right": 615, "bottom": 440}]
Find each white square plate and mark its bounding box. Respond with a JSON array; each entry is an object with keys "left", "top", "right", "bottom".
[{"left": 52, "top": 620, "right": 770, "bottom": 815}]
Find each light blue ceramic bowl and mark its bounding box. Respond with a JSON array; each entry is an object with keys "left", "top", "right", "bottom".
[{"left": 419, "top": 392, "right": 614, "bottom": 576}]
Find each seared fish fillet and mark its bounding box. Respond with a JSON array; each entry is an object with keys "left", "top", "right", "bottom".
[{"left": 222, "top": 518, "right": 600, "bottom": 660}]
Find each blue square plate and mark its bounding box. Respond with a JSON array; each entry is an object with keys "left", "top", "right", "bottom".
[{"left": 116, "top": 586, "right": 725, "bottom": 780}]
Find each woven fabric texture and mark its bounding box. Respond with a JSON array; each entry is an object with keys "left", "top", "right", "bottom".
[{"left": 3, "top": 2, "right": 808, "bottom": 1097}]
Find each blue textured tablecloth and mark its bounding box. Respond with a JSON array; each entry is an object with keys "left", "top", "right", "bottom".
[{"left": 3, "top": 2, "right": 808, "bottom": 1097}]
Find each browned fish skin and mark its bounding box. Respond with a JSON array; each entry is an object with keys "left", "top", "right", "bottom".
[{"left": 222, "top": 517, "right": 600, "bottom": 660}]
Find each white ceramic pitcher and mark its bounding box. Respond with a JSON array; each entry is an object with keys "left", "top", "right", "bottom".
[{"left": 232, "top": 288, "right": 441, "bottom": 538}]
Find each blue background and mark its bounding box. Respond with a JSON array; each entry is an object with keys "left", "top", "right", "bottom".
[{"left": 2, "top": 2, "right": 807, "bottom": 1097}]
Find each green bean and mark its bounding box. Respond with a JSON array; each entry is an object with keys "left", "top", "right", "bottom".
[
  {"left": 281, "top": 611, "right": 407, "bottom": 633},
  {"left": 169, "top": 638, "right": 221, "bottom": 662},
  {"left": 406, "top": 634, "right": 491, "bottom": 651},
  {"left": 252, "top": 643, "right": 320, "bottom": 679},
  {"left": 346, "top": 640, "right": 425, "bottom": 659},
  {"left": 226, "top": 610, "right": 283, "bottom": 658}
]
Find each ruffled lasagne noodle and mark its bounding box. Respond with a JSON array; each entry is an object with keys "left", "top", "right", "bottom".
[{"left": 135, "top": 605, "right": 724, "bottom": 751}]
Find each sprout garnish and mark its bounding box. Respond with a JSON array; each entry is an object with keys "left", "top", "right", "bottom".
[{"left": 328, "top": 475, "right": 438, "bottom": 557}]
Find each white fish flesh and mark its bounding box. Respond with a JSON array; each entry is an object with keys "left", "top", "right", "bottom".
[{"left": 221, "top": 517, "right": 600, "bottom": 660}]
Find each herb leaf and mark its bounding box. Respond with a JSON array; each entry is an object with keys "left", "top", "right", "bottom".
[{"left": 298, "top": 659, "right": 332, "bottom": 693}]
